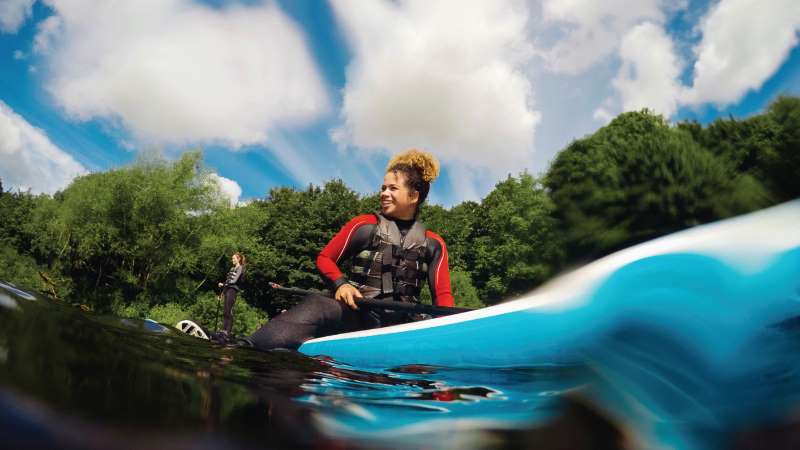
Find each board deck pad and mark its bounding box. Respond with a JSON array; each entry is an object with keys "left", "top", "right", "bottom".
[{"left": 175, "top": 320, "right": 210, "bottom": 340}]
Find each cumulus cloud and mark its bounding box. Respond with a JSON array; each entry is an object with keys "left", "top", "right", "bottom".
[
  {"left": 610, "top": 22, "right": 682, "bottom": 117},
  {"left": 33, "top": 15, "right": 61, "bottom": 54},
  {"left": 207, "top": 173, "right": 242, "bottom": 207},
  {"left": 0, "top": 101, "right": 86, "bottom": 194},
  {"left": 538, "top": 0, "right": 669, "bottom": 74},
  {"left": 683, "top": 0, "right": 800, "bottom": 106},
  {"left": 331, "top": 0, "right": 539, "bottom": 174},
  {"left": 0, "top": 0, "right": 34, "bottom": 33},
  {"left": 39, "top": 0, "right": 329, "bottom": 147}
]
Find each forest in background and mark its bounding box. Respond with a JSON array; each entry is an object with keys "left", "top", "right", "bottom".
[{"left": 1, "top": 96, "right": 797, "bottom": 335}]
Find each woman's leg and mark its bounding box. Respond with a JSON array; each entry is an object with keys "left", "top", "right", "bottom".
[
  {"left": 246, "top": 294, "right": 378, "bottom": 351},
  {"left": 222, "top": 288, "right": 237, "bottom": 334}
]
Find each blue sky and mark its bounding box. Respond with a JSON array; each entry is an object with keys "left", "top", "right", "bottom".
[{"left": 1, "top": 0, "right": 798, "bottom": 206}]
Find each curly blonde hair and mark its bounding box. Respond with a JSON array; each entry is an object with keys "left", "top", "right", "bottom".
[
  {"left": 386, "top": 149, "right": 440, "bottom": 183},
  {"left": 385, "top": 149, "right": 440, "bottom": 212}
]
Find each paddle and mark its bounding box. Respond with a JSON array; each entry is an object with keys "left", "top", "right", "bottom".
[{"left": 268, "top": 282, "right": 474, "bottom": 316}]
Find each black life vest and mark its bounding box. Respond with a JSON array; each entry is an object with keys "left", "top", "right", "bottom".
[
  {"left": 224, "top": 265, "right": 244, "bottom": 291},
  {"left": 349, "top": 213, "right": 429, "bottom": 303}
]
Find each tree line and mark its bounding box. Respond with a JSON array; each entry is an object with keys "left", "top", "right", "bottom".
[{"left": 1, "top": 96, "right": 797, "bottom": 335}]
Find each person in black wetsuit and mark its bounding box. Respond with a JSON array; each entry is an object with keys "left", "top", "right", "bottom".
[
  {"left": 245, "top": 149, "right": 454, "bottom": 351},
  {"left": 218, "top": 252, "right": 245, "bottom": 337}
]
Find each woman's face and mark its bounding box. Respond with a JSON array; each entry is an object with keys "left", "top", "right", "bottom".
[
  {"left": 380, "top": 171, "right": 418, "bottom": 220},
  {"left": 232, "top": 254, "right": 240, "bottom": 265}
]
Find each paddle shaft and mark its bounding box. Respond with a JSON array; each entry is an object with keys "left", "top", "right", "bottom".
[{"left": 269, "top": 283, "right": 473, "bottom": 316}]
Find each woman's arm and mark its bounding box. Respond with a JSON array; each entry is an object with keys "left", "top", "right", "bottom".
[
  {"left": 425, "top": 231, "right": 454, "bottom": 307},
  {"left": 316, "top": 214, "right": 377, "bottom": 291}
]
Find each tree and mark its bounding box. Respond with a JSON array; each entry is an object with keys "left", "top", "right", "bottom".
[
  {"left": 253, "top": 180, "right": 364, "bottom": 316},
  {"left": 28, "top": 152, "right": 229, "bottom": 311},
  {"left": 547, "top": 110, "right": 770, "bottom": 265},
  {"left": 419, "top": 201, "right": 479, "bottom": 272},
  {"left": 765, "top": 96, "right": 800, "bottom": 200},
  {"left": 469, "top": 173, "right": 561, "bottom": 304},
  {"left": 679, "top": 96, "right": 800, "bottom": 203}
]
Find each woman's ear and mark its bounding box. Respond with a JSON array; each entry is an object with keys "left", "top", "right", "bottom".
[{"left": 409, "top": 189, "right": 420, "bottom": 205}]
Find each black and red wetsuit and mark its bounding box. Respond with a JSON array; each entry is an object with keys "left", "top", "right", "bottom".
[
  {"left": 317, "top": 214, "right": 454, "bottom": 307},
  {"left": 246, "top": 213, "right": 454, "bottom": 351}
]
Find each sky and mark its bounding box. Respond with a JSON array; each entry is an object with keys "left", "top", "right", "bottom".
[{"left": 1, "top": 0, "right": 798, "bottom": 207}]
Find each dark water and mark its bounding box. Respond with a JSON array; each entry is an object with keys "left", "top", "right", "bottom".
[{"left": 0, "top": 281, "right": 607, "bottom": 449}]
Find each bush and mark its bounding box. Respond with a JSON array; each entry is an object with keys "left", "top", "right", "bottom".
[
  {"left": 147, "top": 292, "right": 267, "bottom": 336},
  {"left": 0, "top": 244, "right": 50, "bottom": 295}
]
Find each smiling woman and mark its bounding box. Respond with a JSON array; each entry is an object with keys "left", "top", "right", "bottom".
[{"left": 244, "top": 148, "right": 455, "bottom": 351}]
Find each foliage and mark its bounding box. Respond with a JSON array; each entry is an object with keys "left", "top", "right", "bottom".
[
  {"left": 679, "top": 96, "right": 800, "bottom": 202},
  {"left": 145, "top": 292, "right": 267, "bottom": 336},
  {"left": 766, "top": 96, "right": 800, "bottom": 200},
  {"left": 0, "top": 244, "right": 46, "bottom": 294},
  {"left": 546, "top": 109, "right": 770, "bottom": 265},
  {"left": 252, "top": 179, "right": 365, "bottom": 315},
  {"left": 471, "top": 174, "right": 562, "bottom": 303},
  {"left": 419, "top": 267, "right": 484, "bottom": 308},
  {"left": 448, "top": 269, "right": 483, "bottom": 309},
  {"left": 42, "top": 152, "right": 226, "bottom": 310}
]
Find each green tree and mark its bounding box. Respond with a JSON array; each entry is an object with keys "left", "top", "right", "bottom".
[
  {"left": 419, "top": 268, "right": 484, "bottom": 309},
  {"left": 254, "top": 180, "right": 363, "bottom": 315},
  {"left": 765, "top": 96, "right": 800, "bottom": 200},
  {"left": 419, "top": 201, "right": 479, "bottom": 272},
  {"left": 469, "top": 173, "right": 561, "bottom": 304},
  {"left": 679, "top": 96, "right": 800, "bottom": 202},
  {"left": 547, "top": 110, "right": 770, "bottom": 265},
  {"left": 27, "top": 152, "right": 229, "bottom": 311},
  {"left": 0, "top": 186, "right": 63, "bottom": 296}
]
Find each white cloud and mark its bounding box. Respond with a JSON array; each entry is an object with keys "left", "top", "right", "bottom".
[
  {"left": 207, "top": 173, "right": 242, "bottom": 207},
  {"left": 0, "top": 0, "right": 34, "bottom": 33},
  {"left": 13, "top": 50, "right": 25, "bottom": 60},
  {"left": 592, "top": 107, "right": 615, "bottom": 124},
  {"left": 331, "top": 0, "right": 539, "bottom": 174},
  {"left": 683, "top": 0, "right": 800, "bottom": 106},
  {"left": 39, "top": 0, "right": 329, "bottom": 147},
  {"left": 33, "top": 15, "right": 61, "bottom": 54},
  {"left": 610, "top": 22, "right": 682, "bottom": 117},
  {"left": 538, "top": 0, "right": 668, "bottom": 74},
  {"left": 0, "top": 101, "right": 86, "bottom": 194}
]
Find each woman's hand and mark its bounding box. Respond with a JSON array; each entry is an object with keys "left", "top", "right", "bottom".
[
  {"left": 335, "top": 284, "right": 363, "bottom": 310},
  {"left": 218, "top": 282, "right": 224, "bottom": 288}
]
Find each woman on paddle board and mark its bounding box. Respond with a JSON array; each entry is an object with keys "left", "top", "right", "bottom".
[
  {"left": 246, "top": 149, "right": 454, "bottom": 350},
  {"left": 218, "top": 252, "right": 245, "bottom": 337}
]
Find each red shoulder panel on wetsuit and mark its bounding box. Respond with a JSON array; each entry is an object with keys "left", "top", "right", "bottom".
[{"left": 316, "top": 214, "right": 377, "bottom": 285}]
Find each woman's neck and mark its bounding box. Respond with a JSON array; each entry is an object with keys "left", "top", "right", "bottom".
[{"left": 384, "top": 211, "right": 415, "bottom": 221}]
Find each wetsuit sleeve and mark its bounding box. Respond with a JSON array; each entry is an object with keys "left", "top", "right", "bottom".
[
  {"left": 316, "top": 214, "right": 377, "bottom": 291},
  {"left": 426, "top": 231, "right": 455, "bottom": 307}
]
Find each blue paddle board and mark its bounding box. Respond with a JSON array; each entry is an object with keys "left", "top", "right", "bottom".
[{"left": 298, "top": 201, "right": 800, "bottom": 368}]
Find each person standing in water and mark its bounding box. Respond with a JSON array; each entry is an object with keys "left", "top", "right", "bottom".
[
  {"left": 245, "top": 149, "right": 454, "bottom": 351},
  {"left": 218, "top": 252, "right": 245, "bottom": 337}
]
